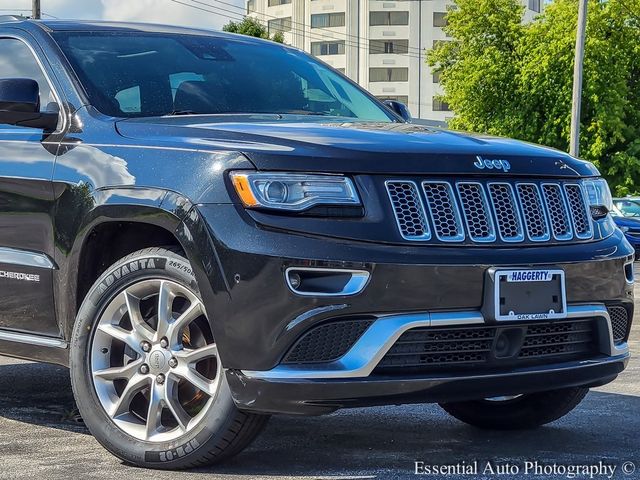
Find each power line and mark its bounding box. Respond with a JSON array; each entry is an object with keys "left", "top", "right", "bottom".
[
  {"left": 168, "top": 0, "right": 430, "bottom": 61},
  {"left": 0, "top": 8, "right": 57, "bottom": 18},
  {"left": 194, "top": 0, "right": 427, "bottom": 56},
  {"left": 167, "top": 0, "right": 446, "bottom": 113}
]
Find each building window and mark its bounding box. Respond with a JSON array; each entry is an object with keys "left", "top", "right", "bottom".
[
  {"left": 528, "top": 0, "right": 541, "bottom": 13},
  {"left": 247, "top": 0, "right": 256, "bottom": 14},
  {"left": 370, "top": 39, "right": 409, "bottom": 55},
  {"left": 432, "top": 72, "right": 441, "bottom": 83},
  {"left": 268, "top": 0, "right": 291, "bottom": 6},
  {"left": 369, "top": 67, "right": 408, "bottom": 82},
  {"left": 311, "top": 13, "right": 346, "bottom": 28},
  {"left": 376, "top": 95, "right": 409, "bottom": 104},
  {"left": 311, "top": 41, "right": 345, "bottom": 56},
  {"left": 433, "top": 12, "right": 448, "bottom": 27},
  {"left": 369, "top": 11, "right": 409, "bottom": 26},
  {"left": 268, "top": 17, "right": 291, "bottom": 33},
  {"left": 433, "top": 97, "right": 450, "bottom": 111}
]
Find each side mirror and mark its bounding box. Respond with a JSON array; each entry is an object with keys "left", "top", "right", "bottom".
[
  {"left": 383, "top": 100, "right": 412, "bottom": 123},
  {"left": 0, "top": 78, "right": 59, "bottom": 131}
]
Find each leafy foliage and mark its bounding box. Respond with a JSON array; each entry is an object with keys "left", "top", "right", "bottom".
[
  {"left": 428, "top": 0, "right": 640, "bottom": 195},
  {"left": 222, "top": 17, "right": 285, "bottom": 44}
]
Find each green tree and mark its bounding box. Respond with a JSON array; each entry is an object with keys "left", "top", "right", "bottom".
[
  {"left": 428, "top": 0, "right": 640, "bottom": 195},
  {"left": 222, "top": 17, "right": 285, "bottom": 43}
]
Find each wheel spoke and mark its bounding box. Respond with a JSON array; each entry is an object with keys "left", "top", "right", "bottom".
[
  {"left": 155, "top": 281, "right": 175, "bottom": 339},
  {"left": 97, "top": 323, "right": 142, "bottom": 354},
  {"left": 173, "top": 367, "right": 218, "bottom": 396},
  {"left": 109, "top": 373, "right": 149, "bottom": 418},
  {"left": 175, "top": 344, "right": 218, "bottom": 364},
  {"left": 167, "top": 301, "right": 204, "bottom": 348},
  {"left": 164, "top": 376, "right": 191, "bottom": 432},
  {"left": 93, "top": 359, "right": 142, "bottom": 382},
  {"left": 145, "top": 382, "right": 165, "bottom": 440},
  {"left": 124, "top": 291, "right": 155, "bottom": 342}
]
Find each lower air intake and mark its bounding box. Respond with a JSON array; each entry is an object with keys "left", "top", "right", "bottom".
[
  {"left": 282, "top": 319, "right": 374, "bottom": 364},
  {"left": 608, "top": 306, "right": 630, "bottom": 344}
]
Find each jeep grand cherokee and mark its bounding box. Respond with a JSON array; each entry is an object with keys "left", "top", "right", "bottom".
[{"left": 0, "top": 17, "right": 633, "bottom": 469}]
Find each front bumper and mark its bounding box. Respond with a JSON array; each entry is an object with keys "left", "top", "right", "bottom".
[
  {"left": 183, "top": 205, "right": 634, "bottom": 415},
  {"left": 227, "top": 304, "right": 629, "bottom": 414},
  {"left": 227, "top": 355, "right": 628, "bottom": 415}
]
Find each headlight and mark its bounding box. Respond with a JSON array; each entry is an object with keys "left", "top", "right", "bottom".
[
  {"left": 583, "top": 178, "right": 613, "bottom": 218},
  {"left": 230, "top": 172, "right": 361, "bottom": 211}
]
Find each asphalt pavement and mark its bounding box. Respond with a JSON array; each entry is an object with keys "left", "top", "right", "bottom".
[{"left": 0, "top": 287, "right": 638, "bottom": 480}]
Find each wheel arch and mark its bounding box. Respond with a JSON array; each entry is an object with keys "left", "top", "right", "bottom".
[{"left": 56, "top": 187, "right": 226, "bottom": 344}]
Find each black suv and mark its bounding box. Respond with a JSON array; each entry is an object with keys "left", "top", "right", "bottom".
[{"left": 0, "top": 17, "right": 633, "bottom": 469}]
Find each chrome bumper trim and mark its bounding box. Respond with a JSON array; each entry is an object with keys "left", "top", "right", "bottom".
[{"left": 242, "top": 304, "right": 625, "bottom": 380}]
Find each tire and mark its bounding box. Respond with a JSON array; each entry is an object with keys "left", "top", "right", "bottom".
[
  {"left": 439, "top": 387, "right": 589, "bottom": 430},
  {"left": 70, "top": 247, "right": 269, "bottom": 469}
]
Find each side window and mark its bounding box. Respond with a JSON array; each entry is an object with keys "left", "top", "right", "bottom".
[{"left": 0, "top": 38, "right": 56, "bottom": 112}]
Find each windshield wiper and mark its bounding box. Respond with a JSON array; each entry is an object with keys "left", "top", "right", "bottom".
[{"left": 165, "top": 110, "right": 199, "bottom": 116}]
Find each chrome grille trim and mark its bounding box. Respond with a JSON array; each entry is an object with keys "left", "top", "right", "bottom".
[
  {"left": 516, "top": 183, "right": 551, "bottom": 242},
  {"left": 487, "top": 182, "right": 525, "bottom": 243},
  {"left": 421, "top": 181, "right": 465, "bottom": 242},
  {"left": 564, "top": 184, "right": 593, "bottom": 240},
  {"left": 541, "top": 183, "right": 573, "bottom": 241},
  {"left": 456, "top": 182, "right": 496, "bottom": 242},
  {"left": 385, "top": 181, "right": 431, "bottom": 241},
  {"left": 387, "top": 179, "right": 593, "bottom": 245}
]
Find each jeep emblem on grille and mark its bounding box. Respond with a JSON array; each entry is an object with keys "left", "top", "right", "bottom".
[{"left": 474, "top": 156, "right": 511, "bottom": 172}]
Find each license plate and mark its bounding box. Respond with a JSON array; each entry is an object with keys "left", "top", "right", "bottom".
[{"left": 494, "top": 269, "right": 567, "bottom": 322}]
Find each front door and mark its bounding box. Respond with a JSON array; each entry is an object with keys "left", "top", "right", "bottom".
[{"left": 0, "top": 36, "right": 62, "bottom": 337}]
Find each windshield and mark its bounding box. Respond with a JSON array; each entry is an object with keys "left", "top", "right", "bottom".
[
  {"left": 52, "top": 31, "right": 395, "bottom": 122},
  {"left": 614, "top": 199, "right": 640, "bottom": 217}
]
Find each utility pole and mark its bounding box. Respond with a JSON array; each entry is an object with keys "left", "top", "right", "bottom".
[
  {"left": 32, "top": 0, "right": 41, "bottom": 19},
  {"left": 570, "top": 0, "right": 588, "bottom": 158}
]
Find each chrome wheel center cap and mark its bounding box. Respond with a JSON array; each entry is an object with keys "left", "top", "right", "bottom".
[{"left": 148, "top": 349, "right": 169, "bottom": 374}]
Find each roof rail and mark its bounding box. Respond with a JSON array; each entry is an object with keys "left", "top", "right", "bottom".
[{"left": 0, "top": 15, "right": 29, "bottom": 23}]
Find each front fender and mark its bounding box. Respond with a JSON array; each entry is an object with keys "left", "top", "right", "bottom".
[{"left": 53, "top": 185, "right": 224, "bottom": 344}]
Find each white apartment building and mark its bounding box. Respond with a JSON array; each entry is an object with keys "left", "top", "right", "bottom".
[{"left": 246, "top": 0, "right": 543, "bottom": 122}]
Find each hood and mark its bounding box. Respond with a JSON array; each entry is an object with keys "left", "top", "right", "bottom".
[{"left": 116, "top": 117, "right": 599, "bottom": 177}]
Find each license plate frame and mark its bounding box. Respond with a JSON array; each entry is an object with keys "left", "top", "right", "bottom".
[{"left": 494, "top": 269, "right": 567, "bottom": 322}]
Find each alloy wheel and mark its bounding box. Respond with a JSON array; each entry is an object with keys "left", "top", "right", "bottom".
[{"left": 90, "top": 279, "right": 220, "bottom": 442}]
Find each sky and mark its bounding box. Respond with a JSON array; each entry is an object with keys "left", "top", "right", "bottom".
[{"left": 0, "top": 0, "right": 246, "bottom": 29}]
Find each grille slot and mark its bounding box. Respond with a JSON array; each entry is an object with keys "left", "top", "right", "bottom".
[
  {"left": 385, "top": 181, "right": 430, "bottom": 241},
  {"left": 488, "top": 183, "right": 524, "bottom": 242},
  {"left": 375, "top": 319, "right": 598, "bottom": 373},
  {"left": 457, "top": 183, "right": 495, "bottom": 242},
  {"left": 608, "top": 306, "right": 630, "bottom": 343},
  {"left": 516, "top": 183, "right": 550, "bottom": 241},
  {"left": 542, "top": 184, "right": 572, "bottom": 240},
  {"left": 422, "top": 182, "right": 465, "bottom": 241},
  {"left": 282, "top": 319, "right": 374, "bottom": 364},
  {"left": 564, "top": 184, "right": 593, "bottom": 239},
  {"left": 387, "top": 178, "right": 593, "bottom": 245}
]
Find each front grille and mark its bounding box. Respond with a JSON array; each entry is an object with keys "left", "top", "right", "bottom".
[
  {"left": 375, "top": 319, "right": 598, "bottom": 373},
  {"left": 282, "top": 319, "right": 374, "bottom": 364},
  {"left": 387, "top": 179, "right": 593, "bottom": 244},
  {"left": 608, "top": 306, "right": 630, "bottom": 343}
]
